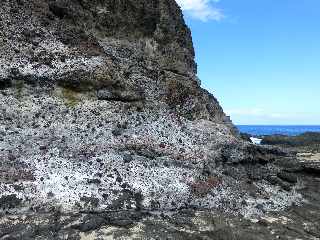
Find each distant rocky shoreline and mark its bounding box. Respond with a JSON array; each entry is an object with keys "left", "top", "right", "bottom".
[
  {"left": 241, "top": 131, "right": 320, "bottom": 173},
  {"left": 241, "top": 131, "right": 320, "bottom": 150}
]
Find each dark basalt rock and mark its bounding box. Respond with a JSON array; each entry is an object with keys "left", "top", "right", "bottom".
[
  {"left": 277, "top": 171, "right": 298, "bottom": 184},
  {"left": 72, "top": 215, "right": 107, "bottom": 232},
  {"left": 97, "top": 89, "right": 145, "bottom": 102},
  {"left": 240, "top": 132, "right": 252, "bottom": 142},
  {"left": 261, "top": 132, "right": 320, "bottom": 147},
  {"left": 49, "top": 1, "right": 72, "bottom": 19},
  {"left": 301, "top": 161, "right": 320, "bottom": 175},
  {"left": 0, "top": 78, "right": 12, "bottom": 90},
  {"left": 0, "top": 194, "right": 22, "bottom": 209}
]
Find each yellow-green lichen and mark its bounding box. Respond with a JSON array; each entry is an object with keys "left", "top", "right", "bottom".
[
  {"left": 61, "top": 88, "right": 80, "bottom": 107},
  {"left": 14, "top": 80, "right": 24, "bottom": 99}
]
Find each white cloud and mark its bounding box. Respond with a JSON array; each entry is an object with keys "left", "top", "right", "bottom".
[
  {"left": 227, "top": 108, "right": 290, "bottom": 121},
  {"left": 176, "top": 0, "right": 224, "bottom": 21},
  {"left": 226, "top": 108, "right": 320, "bottom": 125}
]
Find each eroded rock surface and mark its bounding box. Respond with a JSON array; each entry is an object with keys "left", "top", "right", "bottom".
[
  {"left": 1, "top": 172, "right": 320, "bottom": 240},
  {"left": 0, "top": 0, "right": 317, "bottom": 239}
]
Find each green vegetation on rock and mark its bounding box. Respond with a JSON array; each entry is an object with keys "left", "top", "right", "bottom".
[{"left": 61, "top": 87, "right": 80, "bottom": 107}]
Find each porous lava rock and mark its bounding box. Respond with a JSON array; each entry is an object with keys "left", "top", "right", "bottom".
[{"left": 0, "top": 0, "right": 303, "bottom": 233}]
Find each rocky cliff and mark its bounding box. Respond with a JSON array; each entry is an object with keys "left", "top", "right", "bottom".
[
  {"left": 0, "top": 0, "right": 308, "bottom": 239},
  {"left": 1, "top": 0, "right": 228, "bottom": 122}
]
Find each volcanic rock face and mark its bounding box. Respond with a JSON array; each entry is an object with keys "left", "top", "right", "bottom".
[{"left": 0, "top": 0, "right": 300, "bottom": 222}]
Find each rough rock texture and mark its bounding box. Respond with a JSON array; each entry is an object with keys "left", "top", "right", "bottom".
[
  {"left": 1, "top": 173, "right": 320, "bottom": 240},
  {"left": 0, "top": 0, "right": 313, "bottom": 239},
  {"left": 261, "top": 132, "right": 320, "bottom": 148}
]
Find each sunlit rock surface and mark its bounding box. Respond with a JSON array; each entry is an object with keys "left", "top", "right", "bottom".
[{"left": 1, "top": 0, "right": 317, "bottom": 239}]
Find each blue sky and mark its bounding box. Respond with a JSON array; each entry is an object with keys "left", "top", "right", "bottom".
[{"left": 177, "top": 0, "right": 320, "bottom": 125}]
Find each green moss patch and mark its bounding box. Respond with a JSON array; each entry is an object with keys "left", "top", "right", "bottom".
[{"left": 61, "top": 87, "right": 80, "bottom": 107}]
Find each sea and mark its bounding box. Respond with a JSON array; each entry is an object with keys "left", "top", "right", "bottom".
[{"left": 237, "top": 125, "right": 320, "bottom": 136}]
